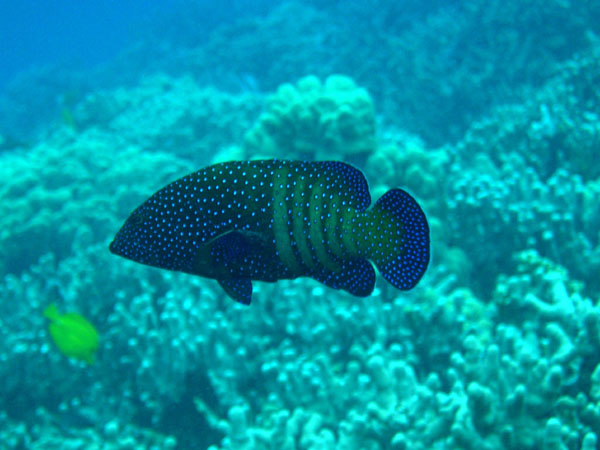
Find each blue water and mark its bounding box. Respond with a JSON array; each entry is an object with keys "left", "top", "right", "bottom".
[
  {"left": 0, "top": 1, "right": 158, "bottom": 88},
  {"left": 1, "top": 1, "right": 599, "bottom": 449},
  {"left": 0, "top": 0, "right": 276, "bottom": 91}
]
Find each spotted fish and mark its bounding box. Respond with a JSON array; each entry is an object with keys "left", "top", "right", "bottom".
[{"left": 109, "top": 160, "right": 430, "bottom": 304}]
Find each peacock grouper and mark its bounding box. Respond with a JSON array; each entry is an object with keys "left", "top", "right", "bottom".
[{"left": 109, "top": 159, "right": 430, "bottom": 304}]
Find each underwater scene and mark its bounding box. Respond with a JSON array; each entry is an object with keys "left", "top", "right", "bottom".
[{"left": 1, "top": 1, "right": 599, "bottom": 449}]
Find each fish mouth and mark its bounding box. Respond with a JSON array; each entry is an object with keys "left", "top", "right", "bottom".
[{"left": 108, "top": 238, "right": 120, "bottom": 255}]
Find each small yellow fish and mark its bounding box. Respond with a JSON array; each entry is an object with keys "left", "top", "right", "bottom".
[
  {"left": 43, "top": 303, "right": 99, "bottom": 365},
  {"left": 61, "top": 106, "right": 78, "bottom": 131}
]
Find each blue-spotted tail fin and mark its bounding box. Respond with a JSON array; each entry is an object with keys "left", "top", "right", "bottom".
[{"left": 367, "top": 189, "right": 430, "bottom": 290}]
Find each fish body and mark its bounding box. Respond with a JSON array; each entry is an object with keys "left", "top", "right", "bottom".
[
  {"left": 43, "top": 303, "right": 99, "bottom": 364},
  {"left": 110, "top": 160, "right": 430, "bottom": 304}
]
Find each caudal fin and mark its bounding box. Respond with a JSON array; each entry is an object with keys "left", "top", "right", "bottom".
[{"left": 368, "top": 189, "right": 430, "bottom": 290}]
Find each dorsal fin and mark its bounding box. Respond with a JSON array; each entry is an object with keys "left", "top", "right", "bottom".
[
  {"left": 303, "top": 160, "right": 371, "bottom": 211},
  {"left": 318, "top": 161, "right": 371, "bottom": 211}
]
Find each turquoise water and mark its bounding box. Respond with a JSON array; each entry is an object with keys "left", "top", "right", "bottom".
[{"left": 1, "top": 1, "right": 599, "bottom": 449}]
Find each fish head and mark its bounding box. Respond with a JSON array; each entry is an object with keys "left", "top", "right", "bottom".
[{"left": 109, "top": 202, "right": 163, "bottom": 268}]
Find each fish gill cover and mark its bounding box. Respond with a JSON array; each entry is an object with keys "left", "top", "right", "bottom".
[{"left": 0, "top": 1, "right": 599, "bottom": 449}]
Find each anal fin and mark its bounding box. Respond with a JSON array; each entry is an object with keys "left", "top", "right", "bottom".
[
  {"left": 313, "top": 259, "right": 375, "bottom": 297},
  {"left": 218, "top": 278, "right": 252, "bottom": 305}
]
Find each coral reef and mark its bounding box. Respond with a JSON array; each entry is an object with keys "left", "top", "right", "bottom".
[
  {"left": 0, "top": 4, "right": 599, "bottom": 449},
  {"left": 2, "top": 0, "right": 599, "bottom": 147},
  {"left": 244, "top": 74, "right": 375, "bottom": 162},
  {"left": 192, "top": 0, "right": 600, "bottom": 145},
  {"left": 73, "top": 74, "right": 262, "bottom": 161},
  {"left": 0, "top": 407, "right": 177, "bottom": 450},
  {"left": 0, "top": 128, "right": 189, "bottom": 276},
  {"left": 443, "top": 45, "right": 600, "bottom": 295}
]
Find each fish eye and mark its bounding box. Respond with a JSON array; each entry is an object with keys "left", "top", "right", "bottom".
[{"left": 129, "top": 208, "right": 148, "bottom": 227}]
